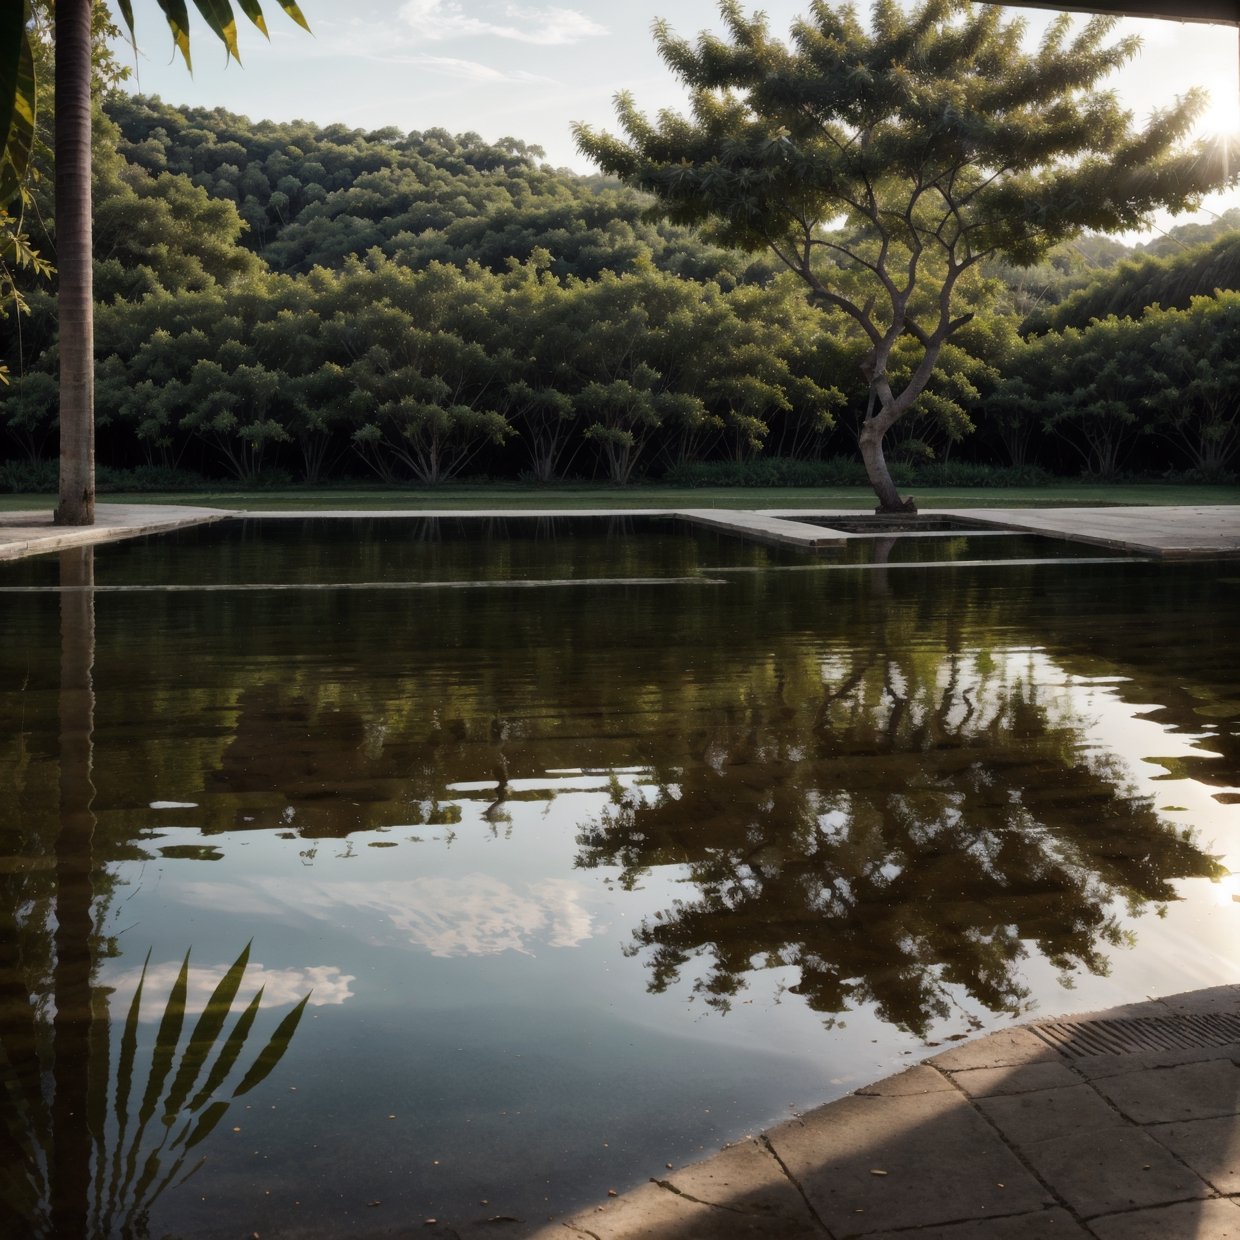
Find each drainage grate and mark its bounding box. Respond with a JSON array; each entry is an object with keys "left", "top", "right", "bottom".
[{"left": 1031, "top": 1014, "right": 1240, "bottom": 1058}]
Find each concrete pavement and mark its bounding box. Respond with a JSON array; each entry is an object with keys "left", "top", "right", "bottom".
[{"left": 0, "top": 502, "right": 228, "bottom": 561}]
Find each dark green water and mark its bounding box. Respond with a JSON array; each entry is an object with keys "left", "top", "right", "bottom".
[{"left": 1, "top": 517, "right": 1237, "bottom": 1238}]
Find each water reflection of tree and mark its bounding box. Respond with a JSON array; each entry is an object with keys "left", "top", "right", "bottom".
[
  {"left": 577, "top": 644, "right": 1224, "bottom": 1037},
  {"left": 0, "top": 549, "right": 307, "bottom": 1239}
]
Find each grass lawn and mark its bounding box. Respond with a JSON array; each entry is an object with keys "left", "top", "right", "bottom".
[{"left": 0, "top": 482, "right": 1236, "bottom": 513}]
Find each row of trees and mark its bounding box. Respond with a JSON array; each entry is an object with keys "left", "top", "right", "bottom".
[
  {"left": 995, "top": 294, "right": 1240, "bottom": 478},
  {"left": 4, "top": 255, "right": 850, "bottom": 484},
  {"left": 6, "top": 274, "right": 1236, "bottom": 486}
]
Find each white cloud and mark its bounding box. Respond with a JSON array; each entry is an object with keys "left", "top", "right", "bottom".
[
  {"left": 99, "top": 960, "right": 355, "bottom": 1021},
  {"left": 399, "top": 1, "right": 607, "bottom": 45},
  {"left": 413, "top": 54, "right": 554, "bottom": 83}
]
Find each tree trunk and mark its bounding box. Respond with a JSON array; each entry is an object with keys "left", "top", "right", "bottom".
[
  {"left": 858, "top": 397, "right": 916, "bottom": 514},
  {"left": 53, "top": 0, "right": 95, "bottom": 527}
]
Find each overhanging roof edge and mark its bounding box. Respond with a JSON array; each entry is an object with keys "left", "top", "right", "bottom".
[{"left": 971, "top": 1, "right": 1240, "bottom": 25}]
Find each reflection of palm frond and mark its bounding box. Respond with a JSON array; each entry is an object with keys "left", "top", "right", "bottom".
[{"left": 0, "top": 943, "right": 309, "bottom": 1239}]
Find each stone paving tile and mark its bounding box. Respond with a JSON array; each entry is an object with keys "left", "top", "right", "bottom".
[
  {"left": 854, "top": 1065, "right": 954, "bottom": 1097},
  {"left": 1092, "top": 1059, "right": 1240, "bottom": 1124},
  {"left": 1149, "top": 1117, "right": 1240, "bottom": 1193},
  {"left": 532, "top": 1178, "right": 824, "bottom": 1239},
  {"left": 765, "top": 1089, "right": 1051, "bottom": 1236},
  {"left": 928, "top": 1028, "right": 1059, "bottom": 1072},
  {"left": 863, "top": 1208, "right": 1090, "bottom": 1239},
  {"left": 1069, "top": 1041, "right": 1240, "bottom": 1080},
  {"left": 661, "top": 1138, "right": 821, "bottom": 1229},
  {"left": 1086, "top": 1197, "right": 1240, "bottom": 1240},
  {"left": 949, "top": 1062, "right": 1083, "bottom": 1098},
  {"left": 976, "top": 1084, "right": 1126, "bottom": 1146},
  {"left": 1014, "top": 1127, "right": 1210, "bottom": 1217}
]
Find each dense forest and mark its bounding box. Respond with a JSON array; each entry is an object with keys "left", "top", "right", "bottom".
[{"left": 2, "top": 93, "right": 1238, "bottom": 489}]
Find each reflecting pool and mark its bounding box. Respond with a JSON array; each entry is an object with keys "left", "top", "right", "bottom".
[{"left": 1, "top": 517, "right": 1237, "bottom": 1237}]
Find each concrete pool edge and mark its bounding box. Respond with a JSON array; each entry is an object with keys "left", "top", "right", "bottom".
[
  {"left": 2, "top": 503, "right": 1239, "bottom": 561},
  {"left": 0, "top": 503, "right": 231, "bottom": 561},
  {"left": 532, "top": 983, "right": 1240, "bottom": 1240}
]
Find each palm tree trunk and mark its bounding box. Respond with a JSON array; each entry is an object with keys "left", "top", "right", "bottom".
[{"left": 53, "top": 0, "right": 94, "bottom": 527}]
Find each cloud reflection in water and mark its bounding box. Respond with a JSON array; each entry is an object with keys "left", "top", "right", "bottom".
[
  {"left": 99, "top": 960, "right": 356, "bottom": 1018},
  {"left": 175, "top": 873, "right": 599, "bottom": 957}
]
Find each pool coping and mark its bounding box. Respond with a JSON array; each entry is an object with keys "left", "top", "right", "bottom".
[
  {"left": 0, "top": 503, "right": 231, "bottom": 561},
  {"left": 2, "top": 503, "right": 1238, "bottom": 562}
]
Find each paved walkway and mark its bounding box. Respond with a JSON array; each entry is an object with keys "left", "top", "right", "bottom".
[
  {"left": 530, "top": 985, "right": 1240, "bottom": 1240},
  {"left": 924, "top": 506, "right": 1240, "bottom": 560},
  {"left": 760, "top": 505, "right": 1240, "bottom": 559},
  {"left": 0, "top": 502, "right": 228, "bottom": 561}
]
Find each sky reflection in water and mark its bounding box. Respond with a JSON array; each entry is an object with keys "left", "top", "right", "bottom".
[{"left": 0, "top": 517, "right": 1237, "bottom": 1236}]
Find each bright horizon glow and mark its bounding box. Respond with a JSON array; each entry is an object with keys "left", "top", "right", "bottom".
[{"left": 111, "top": 0, "right": 1240, "bottom": 241}]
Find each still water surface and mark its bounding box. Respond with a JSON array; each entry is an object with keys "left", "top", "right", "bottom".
[{"left": 1, "top": 517, "right": 1237, "bottom": 1237}]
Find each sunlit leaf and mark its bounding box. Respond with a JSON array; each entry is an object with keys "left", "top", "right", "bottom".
[
  {"left": 0, "top": 2, "right": 23, "bottom": 185},
  {"left": 116, "top": 0, "right": 137, "bottom": 47},
  {"left": 191, "top": 0, "right": 241, "bottom": 62},
  {"left": 235, "top": 0, "right": 269, "bottom": 37},
  {"left": 275, "top": 0, "right": 311, "bottom": 34},
  {"left": 152, "top": 0, "right": 194, "bottom": 71}
]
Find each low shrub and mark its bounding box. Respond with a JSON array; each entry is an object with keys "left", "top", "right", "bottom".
[
  {"left": 902, "top": 461, "right": 1056, "bottom": 487},
  {"left": 662, "top": 456, "right": 1056, "bottom": 488},
  {"left": 96, "top": 465, "right": 210, "bottom": 492},
  {"left": 0, "top": 459, "right": 58, "bottom": 492},
  {"left": 661, "top": 456, "right": 870, "bottom": 487}
]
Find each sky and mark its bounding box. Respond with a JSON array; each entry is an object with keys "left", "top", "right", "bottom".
[{"left": 114, "top": 0, "right": 1240, "bottom": 237}]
